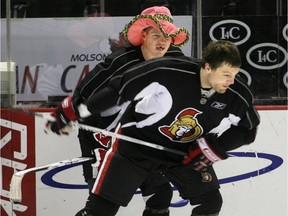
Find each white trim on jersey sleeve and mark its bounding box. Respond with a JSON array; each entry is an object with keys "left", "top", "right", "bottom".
[{"left": 208, "top": 113, "right": 241, "bottom": 136}]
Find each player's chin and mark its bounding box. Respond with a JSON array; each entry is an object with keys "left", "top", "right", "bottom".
[
  {"left": 155, "top": 51, "right": 166, "bottom": 58},
  {"left": 217, "top": 88, "right": 228, "bottom": 94}
]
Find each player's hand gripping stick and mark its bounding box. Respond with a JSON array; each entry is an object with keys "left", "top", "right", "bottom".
[{"left": 183, "top": 134, "right": 228, "bottom": 171}]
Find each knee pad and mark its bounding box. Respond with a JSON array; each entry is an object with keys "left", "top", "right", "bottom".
[
  {"left": 143, "top": 207, "right": 169, "bottom": 216},
  {"left": 83, "top": 194, "right": 120, "bottom": 216},
  {"left": 144, "top": 183, "right": 173, "bottom": 210},
  {"left": 190, "top": 189, "right": 222, "bottom": 215}
]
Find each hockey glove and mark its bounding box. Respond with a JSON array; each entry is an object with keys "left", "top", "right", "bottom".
[
  {"left": 183, "top": 134, "right": 228, "bottom": 171},
  {"left": 46, "top": 96, "right": 79, "bottom": 134}
]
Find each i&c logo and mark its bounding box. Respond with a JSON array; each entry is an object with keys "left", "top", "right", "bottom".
[
  {"left": 246, "top": 43, "right": 288, "bottom": 70},
  {"left": 209, "top": 19, "right": 251, "bottom": 45}
]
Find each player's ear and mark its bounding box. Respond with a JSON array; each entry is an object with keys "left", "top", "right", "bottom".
[
  {"left": 204, "top": 63, "right": 212, "bottom": 72},
  {"left": 142, "top": 28, "right": 148, "bottom": 39}
]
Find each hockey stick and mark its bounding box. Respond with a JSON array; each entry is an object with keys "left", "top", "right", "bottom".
[
  {"left": 75, "top": 123, "right": 187, "bottom": 156},
  {"left": 10, "top": 157, "right": 93, "bottom": 203},
  {"left": 15, "top": 110, "right": 187, "bottom": 156}
]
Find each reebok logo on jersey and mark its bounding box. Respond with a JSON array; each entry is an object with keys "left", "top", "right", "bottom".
[{"left": 211, "top": 101, "right": 226, "bottom": 110}]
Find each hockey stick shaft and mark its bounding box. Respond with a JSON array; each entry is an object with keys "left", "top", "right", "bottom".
[
  {"left": 75, "top": 123, "right": 187, "bottom": 156},
  {"left": 10, "top": 157, "right": 93, "bottom": 203},
  {"left": 16, "top": 109, "right": 187, "bottom": 156}
]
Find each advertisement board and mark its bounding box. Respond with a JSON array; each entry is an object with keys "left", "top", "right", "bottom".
[
  {"left": 202, "top": 16, "right": 288, "bottom": 104},
  {"left": 0, "top": 17, "right": 192, "bottom": 102}
]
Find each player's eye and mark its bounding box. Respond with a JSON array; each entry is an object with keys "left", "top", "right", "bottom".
[{"left": 152, "top": 34, "right": 161, "bottom": 39}]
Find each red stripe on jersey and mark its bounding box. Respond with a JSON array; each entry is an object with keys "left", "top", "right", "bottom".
[{"left": 94, "top": 129, "right": 121, "bottom": 195}]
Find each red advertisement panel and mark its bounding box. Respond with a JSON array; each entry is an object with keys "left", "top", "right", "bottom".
[{"left": 1, "top": 109, "right": 36, "bottom": 215}]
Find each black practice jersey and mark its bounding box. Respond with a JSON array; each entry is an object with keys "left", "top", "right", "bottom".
[
  {"left": 74, "top": 45, "right": 184, "bottom": 130},
  {"left": 86, "top": 56, "right": 260, "bottom": 163}
]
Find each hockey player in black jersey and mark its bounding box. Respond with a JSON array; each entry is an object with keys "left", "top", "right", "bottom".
[
  {"left": 47, "top": 6, "right": 189, "bottom": 216},
  {"left": 47, "top": 40, "right": 260, "bottom": 216}
]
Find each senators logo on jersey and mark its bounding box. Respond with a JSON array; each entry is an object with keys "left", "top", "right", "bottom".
[{"left": 159, "top": 108, "right": 203, "bottom": 142}]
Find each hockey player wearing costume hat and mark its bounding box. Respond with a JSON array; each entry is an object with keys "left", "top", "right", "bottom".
[
  {"left": 47, "top": 40, "right": 260, "bottom": 216},
  {"left": 47, "top": 6, "right": 189, "bottom": 216},
  {"left": 122, "top": 5, "right": 189, "bottom": 47}
]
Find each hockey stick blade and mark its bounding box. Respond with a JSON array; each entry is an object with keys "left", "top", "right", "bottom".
[{"left": 9, "top": 157, "right": 93, "bottom": 203}]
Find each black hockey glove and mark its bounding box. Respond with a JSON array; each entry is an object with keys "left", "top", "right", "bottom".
[
  {"left": 46, "top": 96, "right": 79, "bottom": 134},
  {"left": 183, "top": 134, "right": 228, "bottom": 171}
]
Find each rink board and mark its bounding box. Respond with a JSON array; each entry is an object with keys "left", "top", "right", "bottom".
[{"left": 0, "top": 107, "right": 287, "bottom": 216}]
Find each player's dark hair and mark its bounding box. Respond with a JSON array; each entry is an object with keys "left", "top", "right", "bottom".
[{"left": 201, "top": 40, "right": 241, "bottom": 70}]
